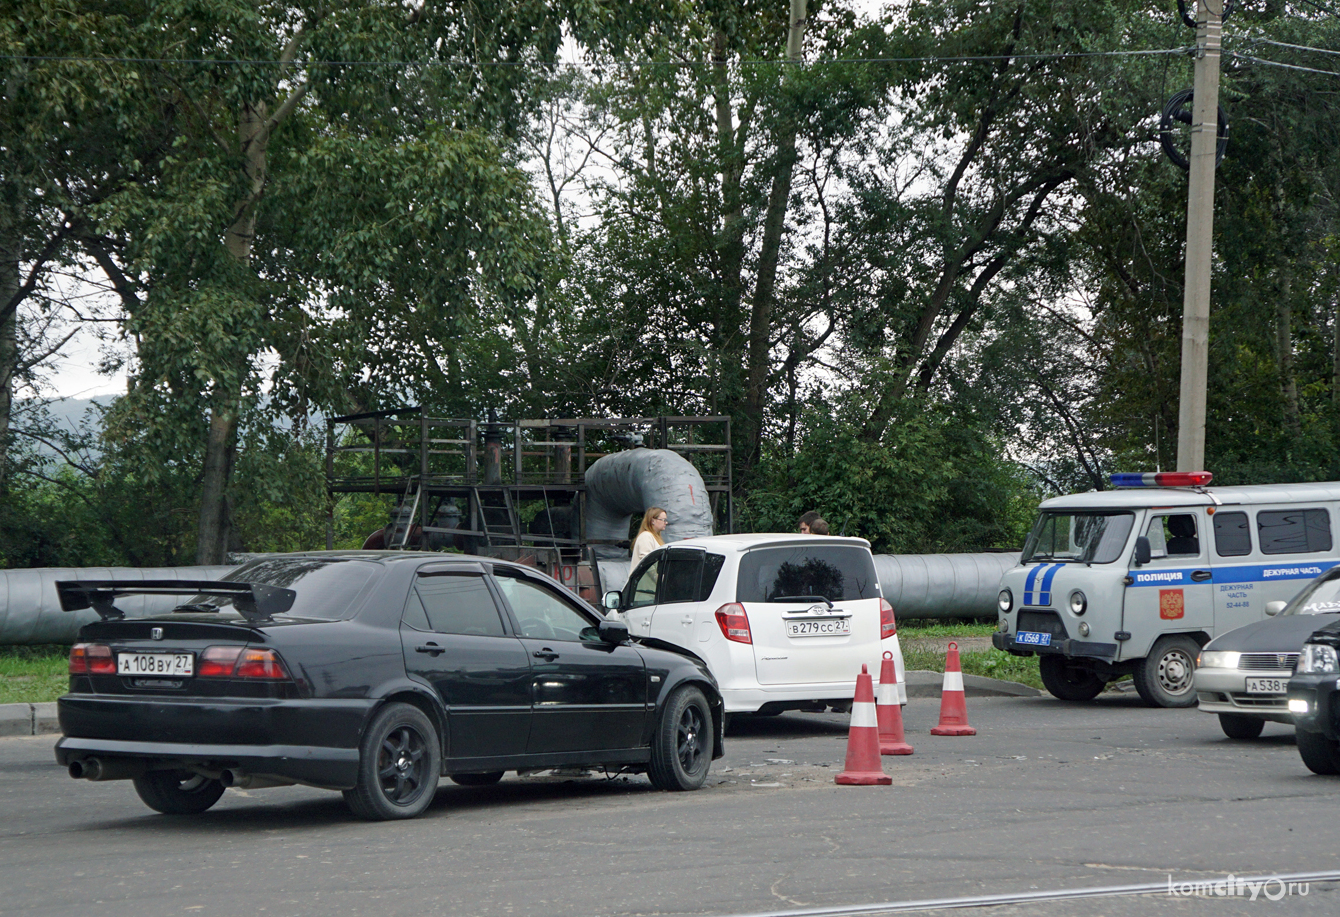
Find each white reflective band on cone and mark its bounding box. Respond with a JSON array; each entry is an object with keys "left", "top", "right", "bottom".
[
  {"left": 850, "top": 702, "right": 878, "bottom": 729},
  {"left": 941, "top": 670, "right": 964, "bottom": 693},
  {"left": 877, "top": 683, "right": 897, "bottom": 705},
  {"left": 897, "top": 681, "right": 907, "bottom": 705}
]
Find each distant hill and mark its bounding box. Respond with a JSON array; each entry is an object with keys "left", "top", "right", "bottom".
[{"left": 37, "top": 396, "right": 115, "bottom": 434}]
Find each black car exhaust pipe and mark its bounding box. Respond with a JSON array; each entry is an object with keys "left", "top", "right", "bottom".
[
  {"left": 219, "top": 769, "right": 294, "bottom": 790},
  {"left": 69, "top": 757, "right": 145, "bottom": 781}
]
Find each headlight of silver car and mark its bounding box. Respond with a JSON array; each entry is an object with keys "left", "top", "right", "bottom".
[
  {"left": 1298, "top": 643, "right": 1340, "bottom": 674},
  {"left": 1068, "top": 590, "right": 1087, "bottom": 615},
  {"left": 1199, "top": 651, "right": 1240, "bottom": 670},
  {"left": 998, "top": 589, "right": 1013, "bottom": 613}
]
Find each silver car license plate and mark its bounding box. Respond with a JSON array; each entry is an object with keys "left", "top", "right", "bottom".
[
  {"left": 1244, "top": 676, "right": 1287, "bottom": 694},
  {"left": 785, "top": 618, "right": 851, "bottom": 637},
  {"left": 117, "top": 653, "right": 194, "bottom": 677},
  {"left": 1015, "top": 630, "right": 1052, "bottom": 646}
]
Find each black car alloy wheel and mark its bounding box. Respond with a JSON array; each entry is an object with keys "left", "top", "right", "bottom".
[
  {"left": 345, "top": 702, "right": 441, "bottom": 820},
  {"left": 649, "top": 686, "right": 712, "bottom": 791}
]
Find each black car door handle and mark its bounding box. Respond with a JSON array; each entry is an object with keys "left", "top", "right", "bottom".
[
  {"left": 532, "top": 649, "right": 560, "bottom": 661},
  {"left": 416, "top": 644, "right": 445, "bottom": 656},
  {"left": 1190, "top": 570, "right": 1212, "bottom": 582}
]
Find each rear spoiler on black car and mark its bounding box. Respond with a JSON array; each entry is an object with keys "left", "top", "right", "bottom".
[{"left": 56, "top": 580, "right": 297, "bottom": 624}]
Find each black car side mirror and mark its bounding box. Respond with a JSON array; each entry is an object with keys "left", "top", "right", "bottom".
[
  {"left": 598, "top": 618, "right": 630, "bottom": 645},
  {"left": 1134, "top": 536, "right": 1151, "bottom": 567}
]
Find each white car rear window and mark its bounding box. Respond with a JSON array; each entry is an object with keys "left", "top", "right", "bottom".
[{"left": 736, "top": 546, "right": 878, "bottom": 603}]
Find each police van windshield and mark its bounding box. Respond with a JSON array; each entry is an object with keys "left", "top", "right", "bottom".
[
  {"left": 1022, "top": 511, "right": 1135, "bottom": 565},
  {"left": 1285, "top": 571, "right": 1340, "bottom": 616}
]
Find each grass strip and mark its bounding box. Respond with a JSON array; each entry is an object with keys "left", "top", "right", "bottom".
[
  {"left": 900, "top": 644, "right": 1043, "bottom": 690},
  {"left": 0, "top": 646, "right": 70, "bottom": 705}
]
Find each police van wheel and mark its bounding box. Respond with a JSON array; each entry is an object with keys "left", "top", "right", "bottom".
[
  {"left": 1038, "top": 656, "right": 1105, "bottom": 701},
  {"left": 1134, "top": 635, "right": 1200, "bottom": 708}
]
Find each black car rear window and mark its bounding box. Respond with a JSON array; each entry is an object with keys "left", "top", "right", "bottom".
[
  {"left": 190, "top": 557, "right": 377, "bottom": 620},
  {"left": 737, "top": 545, "right": 878, "bottom": 603}
]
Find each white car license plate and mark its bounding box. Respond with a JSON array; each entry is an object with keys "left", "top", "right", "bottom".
[
  {"left": 1015, "top": 630, "right": 1052, "bottom": 646},
  {"left": 1244, "top": 676, "right": 1287, "bottom": 694},
  {"left": 785, "top": 618, "right": 851, "bottom": 637},
  {"left": 117, "top": 653, "right": 194, "bottom": 677}
]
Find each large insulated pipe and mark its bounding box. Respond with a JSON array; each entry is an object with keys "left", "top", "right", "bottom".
[
  {"left": 873, "top": 552, "right": 1019, "bottom": 621},
  {"left": 585, "top": 448, "right": 714, "bottom": 567},
  {"left": 0, "top": 565, "right": 234, "bottom": 645}
]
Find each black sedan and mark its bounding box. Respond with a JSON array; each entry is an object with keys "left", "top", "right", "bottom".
[
  {"left": 1287, "top": 616, "right": 1340, "bottom": 776},
  {"left": 54, "top": 552, "right": 724, "bottom": 820}
]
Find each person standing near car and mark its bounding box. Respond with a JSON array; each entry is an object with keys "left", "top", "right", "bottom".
[
  {"left": 798, "top": 511, "right": 829, "bottom": 535},
  {"left": 631, "top": 506, "right": 668, "bottom": 567}
]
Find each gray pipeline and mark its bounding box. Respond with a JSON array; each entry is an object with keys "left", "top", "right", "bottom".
[
  {"left": 596, "top": 551, "right": 1018, "bottom": 615},
  {"left": 0, "top": 553, "right": 1019, "bottom": 645},
  {"left": 874, "top": 552, "right": 1019, "bottom": 621},
  {"left": 0, "top": 566, "right": 234, "bottom": 645},
  {"left": 585, "top": 448, "right": 714, "bottom": 560}
]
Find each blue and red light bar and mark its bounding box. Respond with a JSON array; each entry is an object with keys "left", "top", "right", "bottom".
[{"left": 1110, "top": 471, "right": 1213, "bottom": 488}]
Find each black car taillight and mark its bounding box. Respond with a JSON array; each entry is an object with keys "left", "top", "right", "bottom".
[
  {"left": 234, "top": 648, "right": 289, "bottom": 680},
  {"left": 70, "top": 643, "right": 115, "bottom": 675},
  {"left": 198, "top": 645, "right": 290, "bottom": 680}
]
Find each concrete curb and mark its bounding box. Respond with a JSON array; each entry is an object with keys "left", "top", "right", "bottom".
[
  {"left": 0, "top": 672, "right": 1041, "bottom": 737},
  {"left": 903, "top": 669, "right": 1041, "bottom": 698},
  {"left": 0, "top": 703, "right": 59, "bottom": 737}
]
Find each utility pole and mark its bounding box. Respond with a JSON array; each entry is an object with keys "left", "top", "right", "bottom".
[{"left": 1175, "top": 1, "right": 1223, "bottom": 472}]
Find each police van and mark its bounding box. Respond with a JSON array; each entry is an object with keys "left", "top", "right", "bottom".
[{"left": 992, "top": 473, "right": 1340, "bottom": 707}]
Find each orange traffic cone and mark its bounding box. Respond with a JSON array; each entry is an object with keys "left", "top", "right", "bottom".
[
  {"left": 876, "top": 651, "right": 913, "bottom": 755},
  {"left": 835, "top": 664, "right": 893, "bottom": 785},
  {"left": 930, "top": 641, "right": 976, "bottom": 736}
]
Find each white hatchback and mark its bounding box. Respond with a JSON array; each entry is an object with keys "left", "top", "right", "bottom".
[{"left": 604, "top": 534, "right": 906, "bottom": 716}]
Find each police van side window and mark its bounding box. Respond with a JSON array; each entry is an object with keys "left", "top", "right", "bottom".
[
  {"left": 1145, "top": 514, "right": 1199, "bottom": 558},
  {"left": 1257, "top": 509, "right": 1333, "bottom": 555},
  {"left": 1212, "top": 512, "right": 1252, "bottom": 556}
]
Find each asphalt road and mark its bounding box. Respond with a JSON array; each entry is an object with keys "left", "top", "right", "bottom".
[{"left": 2, "top": 694, "right": 1338, "bottom": 917}]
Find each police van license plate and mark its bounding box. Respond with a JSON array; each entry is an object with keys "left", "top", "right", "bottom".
[
  {"left": 117, "top": 653, "right": 194, "bottom": 677},
  {"left": 1015, "top": 631, "right": 1052, "bottom": 647},
  {"left": 1244, "top": 677, "right": 1287, "bottom": 694},
  {"left": 786, "top": 618, "right": 851, "bottom": 637}
]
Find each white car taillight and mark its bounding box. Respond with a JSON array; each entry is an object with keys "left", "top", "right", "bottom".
[
  {"left": 880, "top": 598, "right": 897, "bottom": 640},
  {"left": 715, "top": 603, "right": 752, "bottom": 644}
]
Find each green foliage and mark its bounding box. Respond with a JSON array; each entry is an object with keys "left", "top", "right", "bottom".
[{"left": 742, "top": 402, "right": 1038, "bottom": 553}]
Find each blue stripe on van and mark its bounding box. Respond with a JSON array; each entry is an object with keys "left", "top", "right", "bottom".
[
  {"left": 1023, "top": 564, "right": 1043, "bottom": 605},
  {"left": 1038, "top": 563, "right": 1065, "bottom": 606},
  {"left": 1023, "top": 563, "right": 1063, "bottom": 605},
  {"left": 1126, "top": 561, "right": 1340, "bottom": 587}
]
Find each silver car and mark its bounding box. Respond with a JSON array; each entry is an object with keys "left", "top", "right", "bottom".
[{"left": 1196, "top": 566, "right": 1340, "bottom": 739}]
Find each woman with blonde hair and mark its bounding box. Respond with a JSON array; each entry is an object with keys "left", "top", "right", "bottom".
[{"left": 630, "top": 506, "right": 668, "bottom": 567}]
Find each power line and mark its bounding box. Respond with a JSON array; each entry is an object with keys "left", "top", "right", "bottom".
[
  {"left": 1229, "top": 51, "right": 1340, "bottom": 77},
  {"left": 0, "top": 47, "right": 1190, "bottom": 70},
  {"left": 1233, "top": 36, "right": 1340, "bottom": 57}
]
